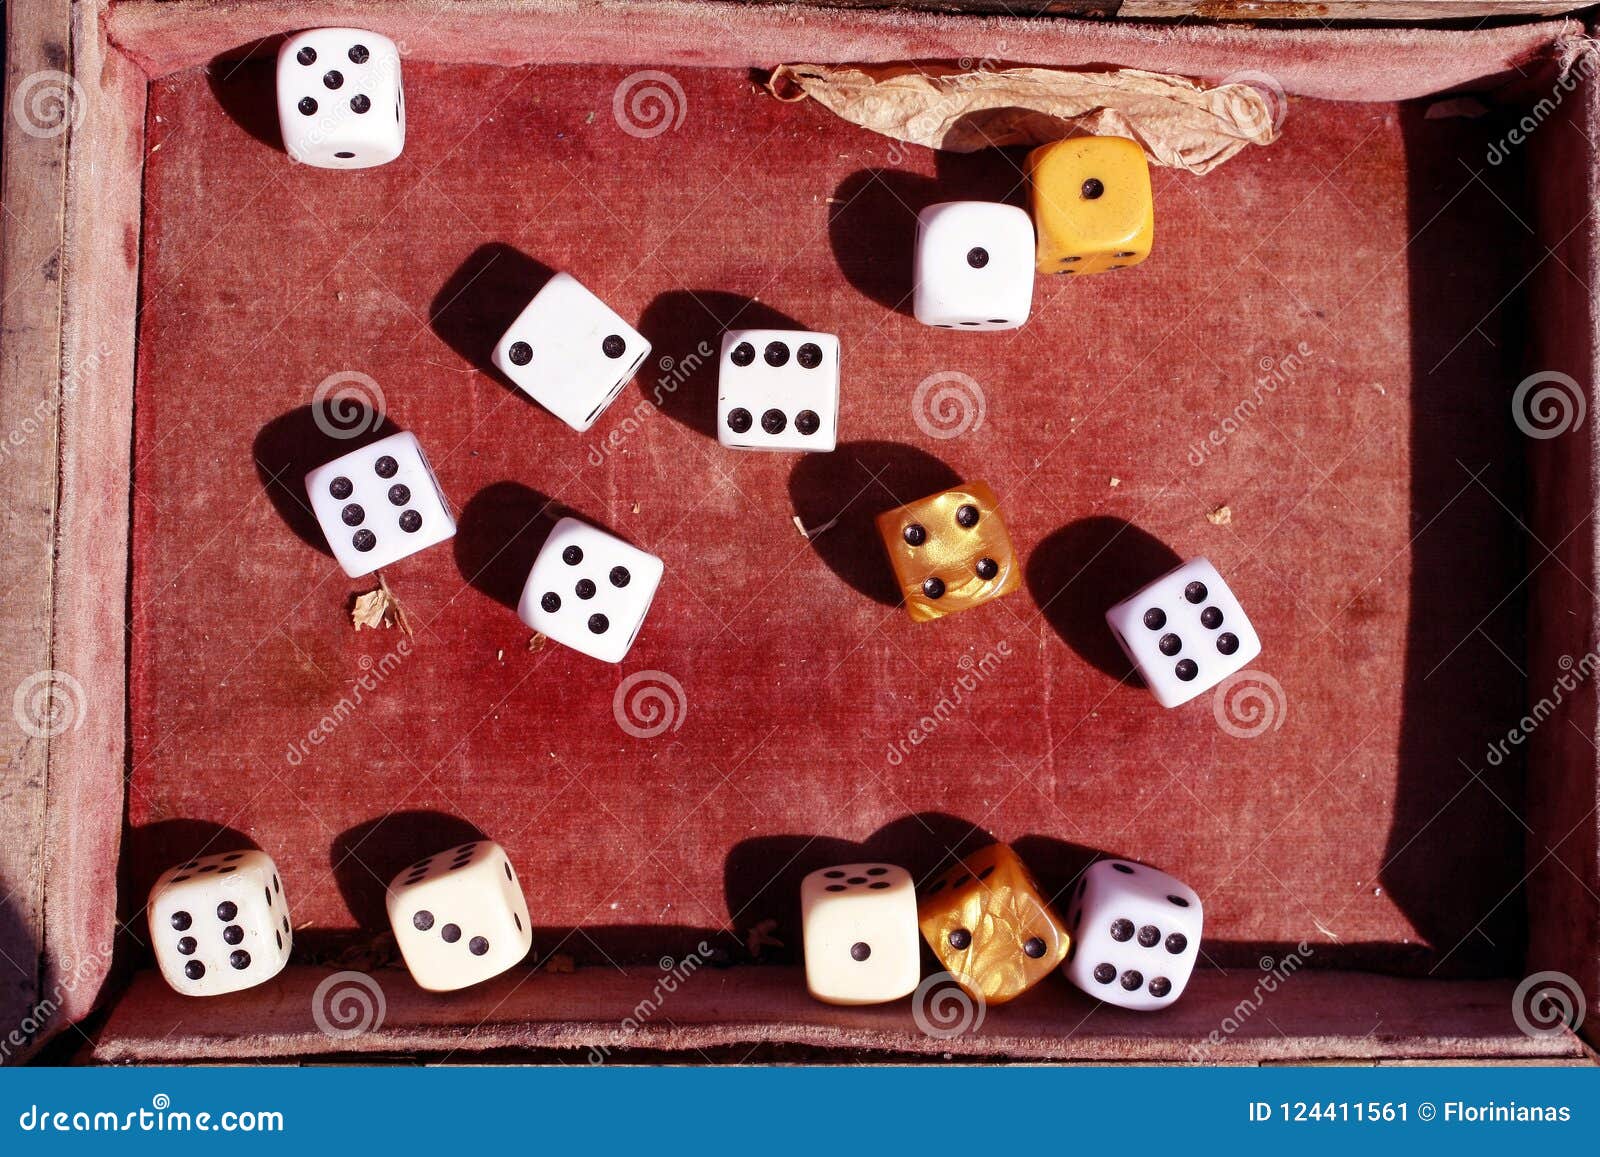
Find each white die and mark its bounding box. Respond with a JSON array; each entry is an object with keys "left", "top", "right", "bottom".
[
  {"left": 148, "top": 850, "right": 293, "bottom": 997},
  {"left": 1104, "top": 557, "right": 1262, "bottom": 707},
  {"left": 716, "top": 330, "right": 839, "bottom": 452},
  {"left": 516, "top": 517, "right": 664, "bottom": 663},
  {"left": 1062, "top": 859, "right": 1202, "bottom": 1011},
  {"left": 385, "top": 839, "right": 533, "bottom": 993},
  {"left": 304, "top": 430, "right": 456, "bottom": 578},
  {"left": 276, "top": 29, "right": 405, "bottom": 170},
  {"left": 801, "top": 863, "right": 920, "bottom": 1006},
  {"left": 913, "top": 202, "right": 1035, "bottom": 330},
  {"left": 490, "top": 273, "right": 651, "bottom": 433}
]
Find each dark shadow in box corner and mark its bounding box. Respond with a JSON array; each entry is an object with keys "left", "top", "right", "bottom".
[
  {"left": 253, "top": 405, "right": 399, "bottom": 553},
  {"left": 1379, "top": 106, "right": 1533, "bottom": 974},
  {"left": 634, "top": 291, "right": 812, "bottom": 440},
  {"left": 115, "top": 820, "right": 259, "bottom": 972},
  {"left": 828, "top": 151, "right": 1030, "bottom": 318},
  {"left": 1025, "top": 516, "right": 1181, "bottom": 681},
  {"left": 205, "top": 50, "right": 284, "bottom": 152},
  {"left": 788, "top": 441, "right": 962, "bottom": 606},
  {"left": 724, "top": 813, "right": 1006, "bottom": 966},
  {"left": 0, "top": 887, "right": 40, "bottom": 1063},
  {"left": 429, "top": 243, "right": 555, "bottom": 386}
]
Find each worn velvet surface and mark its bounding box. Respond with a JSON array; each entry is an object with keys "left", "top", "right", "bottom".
[{"left": 118, "top": 50, "right": 1558, "bottom": 1004}]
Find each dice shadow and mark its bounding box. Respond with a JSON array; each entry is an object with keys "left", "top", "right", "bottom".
[
  {"left": 453, "top": 481, "right": 564, "bottom": 612},
  {"left": 1025, "top": 516, "right": 1182, "bottom": 682},
  {"left": 633, "top": 290, "right": 813, "bottom": 441},
  {"left": 253, "top": 404, "right": 400, "bottom": 555},
  {"left": 429, "top": 242, "right": 557, "bottom": 391},
  {"left": 330, "top": 811, "right": 487, "bottom": 932},
  {"left": 828, "top": 154, "right": 1030, "bottom": 318},
  {"left": 205, "top": 51, "right": 284, "bottom": 153},
  {"left": 787, "top": 440, "right": 962, "bottom": 606}
]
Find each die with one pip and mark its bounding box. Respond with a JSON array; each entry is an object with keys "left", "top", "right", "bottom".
[
  {"left": 918, "top": 843, "right": 1070, "bottom": 1005},
  {"left": 1061, "top": 858, "right": 1203, "bottom": 1011},
  {"left": 875, "top": 481, "right": 1020, "bottom": 622},
  {"left": 800, "top": 863, "right": 921, "bottom": 1005},
  {"left": 1025, "top": 136, "right": 1153, "bottom": 276},
  {"left": 386, "top": 839, "right": 534, "bottom": 992},
  {"left": 148, "top": 850, "right": 293, "bottom": 997},
  {"left": 912, "top": 202, "right": 1035, "bottom": 330}
]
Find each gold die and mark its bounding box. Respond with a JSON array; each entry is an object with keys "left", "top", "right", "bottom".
[{"left": 875, "top": 481, "right": 1020, "bottom": 623}]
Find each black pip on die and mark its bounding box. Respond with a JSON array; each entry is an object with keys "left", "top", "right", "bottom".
[
  {"left": 148, "top": 850, "right": 293, "bottom": 997},
  {"left": 304, "top": 430, "right": 456, "bottom": 578},
  {"left": 717, "top": 330, "right": 839, "bottom": 452},
  {"left": 1104, "top": 557, "right": 1261, "bottom": 707},
  {"left": 913, "top": 202, "right": 1035, "bottom": 330},
  {"left": 517, "top": 517, "right": 664, "bottom": 663},
  {"left": 490, "top": 272, "right": 651, "bottom": 433},
  {"left": 276, "top": 28, "right": 405, "bottom": 169}
]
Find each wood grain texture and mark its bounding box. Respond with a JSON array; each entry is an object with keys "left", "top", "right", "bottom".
[
  {"left": 93, "top": 965, "right": 1589, "bottom": 1062},
  {"left": 0, "top": 0, "right": 74, "bottom": 1065}
]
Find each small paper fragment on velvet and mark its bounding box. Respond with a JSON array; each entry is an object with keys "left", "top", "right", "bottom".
[{"left": 766, "top": 64, "right": 1280, "bottom": 175}]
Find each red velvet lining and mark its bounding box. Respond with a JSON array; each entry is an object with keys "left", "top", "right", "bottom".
[{"left": 124, "top": 59, "right": 1544, "bottom": 991}]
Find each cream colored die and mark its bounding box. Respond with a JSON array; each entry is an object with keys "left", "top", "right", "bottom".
[
  {"left": 801, "top": 863, "right": 920, "bottom": 1005},
  {"left": 385, "top": 839, "right": 533, "bottom": 992},
  {"left": 148, "top": 850, "right": 293, "bottom": 997}
]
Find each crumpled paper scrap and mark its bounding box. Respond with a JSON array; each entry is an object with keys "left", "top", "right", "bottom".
[
  {"left": 350, "top": 573, "right": 412, "bottom": 636},
  {"left": 767, "top": 63, "right": 1281, "bottom": 174}
]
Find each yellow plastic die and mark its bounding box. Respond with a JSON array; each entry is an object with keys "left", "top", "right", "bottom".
[{"left": 1026, "top": 136, "right": 1154, "bottom": 276}]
